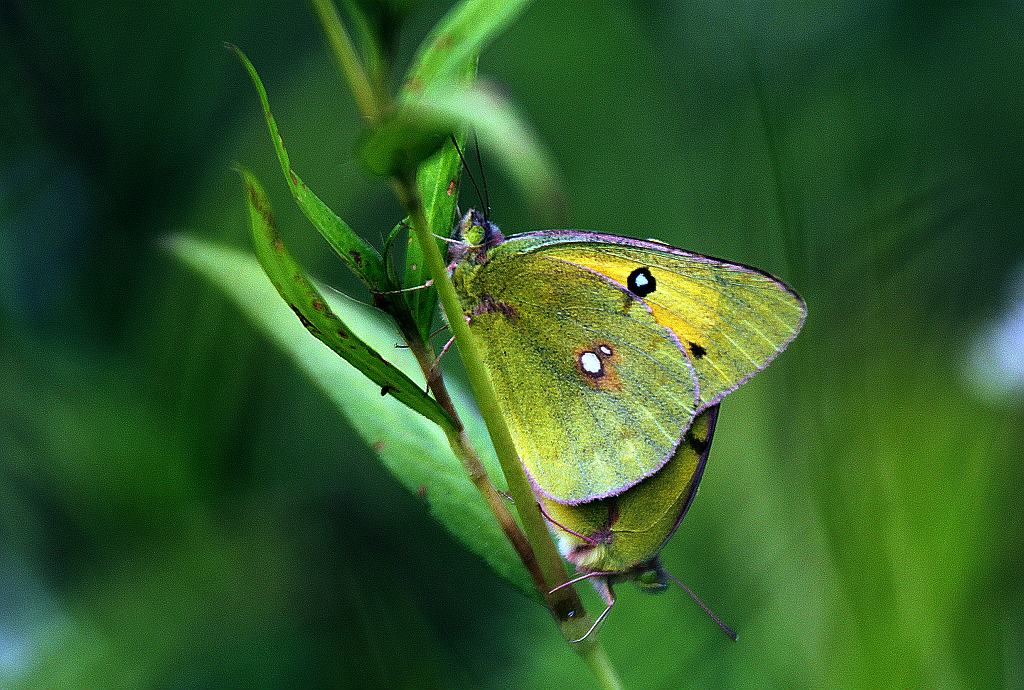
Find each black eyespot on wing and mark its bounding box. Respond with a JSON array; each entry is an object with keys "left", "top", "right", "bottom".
[
  {"left": 626, "top": 266, "right": 656, "bottom": 297},
  {"left": 688, "top": 341, "right": 707, "bottom": 359}
]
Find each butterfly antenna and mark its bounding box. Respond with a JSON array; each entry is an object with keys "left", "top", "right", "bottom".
[
  {"left": 451, "top": 135, "right": 486, "bottom": 213},
  {"left": 473, "top": 131, "right": 491, "bottom": 220},
  {"left": 664, "top": 571, "right": 738, "bottom": 642}
]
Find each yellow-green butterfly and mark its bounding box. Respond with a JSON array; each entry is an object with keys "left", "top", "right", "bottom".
[
  {"left": 540, "top": 406, "right": 730, "bottom": 642},
  {"left": 449, "top": 209, "right": 805, "bottom": 505}
]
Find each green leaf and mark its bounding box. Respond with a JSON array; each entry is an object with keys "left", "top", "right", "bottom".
[
  {"left": 234, "top": 165, "right": 453, "bottom": 430},
  {"left": 402, "top": 0, "right": 536, "bottom": 96},
  {"left": 165, "top": 235, "right": 533, "bottom": 597},
  {"left": 382, "top": 215, "right": 409, "bottom": 288},
  {"left": 228, "top": 44, "right": 388, "bottom": 291},
  {"left": 358, "top": 109, "right": 451, "bottom": 176},
  {"left": 403, "top": 57, "right": 477, "bottom": 342},
  {"left": 342, "top": 0, "right": 415, "bottom": 89},
  {"left": 402, "top": 140, "right": 462, "bottom": 341},
  {"left": 341, "top": 0, "right": 388, "bottom": 90},
  {"left": 376, "top": 84, "right": 564, "bottom": 220}
]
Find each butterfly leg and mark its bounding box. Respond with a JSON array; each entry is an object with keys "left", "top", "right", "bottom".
[
  {"left": 395, "top": 322, "right": 449, "bottom": 350},
  {"left": 571, "top": 580, "right": 616, "bottom": 644},
  {"left": 548, "top": 570, "right": 615, "bottom": 594},
  {"left": 373, "top": 279, "right": 434, "bottom": 295},
  {"left": 537, "top": 503, "right": 599, "bottom": 546},
  {"left": 415, "top": 334, "right": 457, "bottom": 394},
  {"left": 431, "top": 232, "right": 465, "bottom": 245},
  {"left": 430, "top": 336, "right": 456, "bottom": 374}
]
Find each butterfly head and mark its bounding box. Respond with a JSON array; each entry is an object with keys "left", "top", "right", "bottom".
[{"left": 450, "top": 208, "right": 505, "bottom": 265}]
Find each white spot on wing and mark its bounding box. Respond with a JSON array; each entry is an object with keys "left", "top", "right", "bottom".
[
  {"left": 634, "top": 273, "right": 649, "bottom": 287},
  {"left": 580, "top": 351, "right": 602, "bottom": 374},
  {"left": 599, "top": 345, "right": 613, "bottom": 356}
]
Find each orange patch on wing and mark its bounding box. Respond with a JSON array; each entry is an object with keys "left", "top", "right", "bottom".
[
  {"left": 647, "top": 301, "right": 703, "bottom": 353},
  {"left": 574, "top": 340, "right": 623, "bottom": 391}
]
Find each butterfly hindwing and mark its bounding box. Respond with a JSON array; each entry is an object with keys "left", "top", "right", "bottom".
[
  {"left": 458, "top": 251, "right": 699, "bottom": 504},
  {"left": 542, "top": 405, "right": 719, "bottom": 574},
  {"left": 502, "top": 232, "right": 807, "bottom": 409}
]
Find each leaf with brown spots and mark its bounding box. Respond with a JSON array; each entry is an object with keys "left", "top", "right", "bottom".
[
  {"left": 405, "top": 132, "right": 469, "bottom": 341},
  {"left": 400, "top": 56, "right": 475, "bottom": 341},
  {"left": 401, "top": 0, "right": 537, "bottom": 99},
  {"left": 234, "top": 165, "right": 453, "bottom": 430},
  {"left": 166, "top": 233, "right": 532, "bottom": 597},
  {"left": 230, "top": 45, "right": 387, "bottom": 291}
]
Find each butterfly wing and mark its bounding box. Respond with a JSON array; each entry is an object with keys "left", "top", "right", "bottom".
[
  {"left": 504, "top": 232, "right": 806, "bottom": 409},
  {"left": 541, "top": 406, "right": 719, "bottom": 574},
  {"left": 458, "top": 251, "right": 699, "bottom": 504}
]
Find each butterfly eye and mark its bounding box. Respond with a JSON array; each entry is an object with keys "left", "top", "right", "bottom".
[{"left": 627, "top": 267, "right": 657, "bottom": 297}]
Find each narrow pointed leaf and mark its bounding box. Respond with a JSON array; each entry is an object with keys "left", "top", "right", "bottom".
[
  {"left": 402, "top": 0, "right": 536, "bottom": 96},
  {"left": 403, "top": 58, "right": 477, "bottom": 341},
  {"left": 235, "top": 165, "right": 452, "bottom": 430},
  {"left": 229, "top": 44, "right": 388, "bottom": 290},
  {"left": 340, "top": 0, "right": 387, "bottom": 90},
  {"left": 165, "top": 235, "right": 532, "bottom": 596},
  {"left": 383, "top": 216, "right": 409, "bottom": 288},
  {"left": 400, "top": 140, "right": 463, "bottom": 341},
  {"left": 366, "top": 84, "right": 563, "bottom": 222}
]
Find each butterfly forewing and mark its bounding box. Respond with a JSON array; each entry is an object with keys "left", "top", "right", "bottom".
[
  {"left": 461, "top": 251, "right": 699, "bottom": 504},
  {"left": 509, "top": 233, "right": 806, "bottom": 409}
]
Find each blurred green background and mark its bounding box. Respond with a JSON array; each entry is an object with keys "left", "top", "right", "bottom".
[{"left": 2, "top": 1, "right": 1023, "bottom": 687}]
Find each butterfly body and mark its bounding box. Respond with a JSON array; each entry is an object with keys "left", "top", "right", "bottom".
[{"left": 449, "top": 210, "right": 804, "bottom": 505}]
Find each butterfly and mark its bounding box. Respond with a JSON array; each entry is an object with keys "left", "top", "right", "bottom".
[
  {"left": 448, "top": 209, "right": 806, "bottom": 505},
  {"left": 538, "top": 405, "right": 731, "bottom": 642}
]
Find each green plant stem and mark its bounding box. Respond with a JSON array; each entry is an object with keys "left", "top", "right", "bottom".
[
  {"left": 392, "top": 172, "right": 585, "bottom": 625},
  {"left": 395, "top": 176, "right": 627, "bottom": 689},
  {"left": 312, "top": 4, "right": 623, "bottom": 682},
  {"left": 311, "top": 0, "right": 575, "bottom": 615},
  {"left": 400, "top": 335, "right": 548, "bottom": 596},
  {"left": 578, "top": 641, "right": 626, "bottom": 690},
  {"left": 311, "top": 0, "right": 380, "bottom": 122}
]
